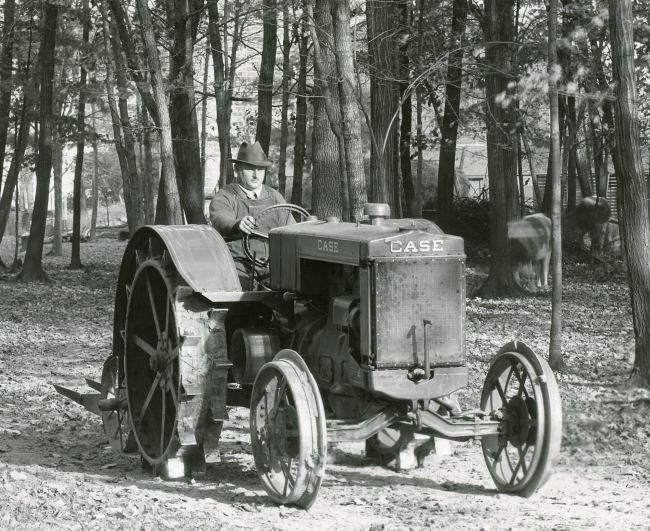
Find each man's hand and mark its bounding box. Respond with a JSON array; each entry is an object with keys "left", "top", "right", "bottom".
[{"left": 237, "top": 215, "right": 258, "bottom": 234}]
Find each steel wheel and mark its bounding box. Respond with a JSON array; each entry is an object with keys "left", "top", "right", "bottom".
[
  {"left": 481, "top": 342, "right": 562, "bottom": 497},
  {"left": 250, "top": 349, "right": 326, "bottom": 509},
  {"left": 124, "top": 260, "right": 181, "bottom": 466},
  {"left": 100, "top": 356, "right": 137, "bottom": 453}
]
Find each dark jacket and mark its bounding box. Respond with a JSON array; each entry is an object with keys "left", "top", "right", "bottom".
[{"left": 209, "top": 182, "right": 293, "bottom": 271}]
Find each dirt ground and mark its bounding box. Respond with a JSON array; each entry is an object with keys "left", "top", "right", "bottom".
[{"left": 1, "top": 239, "right": 649, "bottom": 530}]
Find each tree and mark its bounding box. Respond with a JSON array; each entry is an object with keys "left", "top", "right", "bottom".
[
  {"left": 207, "top": 0, "right": 239, "bottom": 188},
  {"left": 256, "top": 0, "right": 278, "bottom": 153},
  {"left": 277, "top": 0, "right": 294, "bottom": 198},
  {"left": 98, "top": 0, "right": 138, "bottom": 232},
  {"left": 290, "top": 23, "right": 309, "bottom": 206},
  {"left": 18, "top": 0, "right": 59, "bottom": 282},
  {"left": 105, "top": 0, "right": 160, "bottom": 128},
  {"left": 548, "top": 0, "right": 564, "bottom": 370},
  {"left": 331, "top": 0, "right": 367, "bottom": 220},
  {"left": 477, "top": 0, "right": 522, "bottom": 298},
  {"left": 437, "top": 0, "right": 468, "bottom": 231},
  {"left": 70, "top": 0, "right": 90, "bottom": 269},
  {"left": 0, "top": 0, "right": 16, "bottom": 186},
  {"left": 608, "top": 0, "right": 650, "bottom": 386},
  {"left": 398, "top": 0, "right": 417, "bottom": 218},
  {"left": 135, "top": 0, "right": 183, "bottom": 225},
  {"left": 307, "top": 0, "right": 344, "bottom": 219},
  {"left": 367, "top": 0, "right": 400, "bottom": 215},
  {"left": 168, "top": 0, "right": 205, "bottom": 224},
  {"left": 0, "top": 14, "right": 36, "bottom": 252}
]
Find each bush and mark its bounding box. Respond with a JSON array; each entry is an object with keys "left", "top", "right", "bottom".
[{"left": 447, "top": 197, "right": 491, "bottom": 244}]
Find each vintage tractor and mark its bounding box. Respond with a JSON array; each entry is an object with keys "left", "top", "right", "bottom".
[{"left": 55, "top": 203, "right": 562, "bottom": 509}]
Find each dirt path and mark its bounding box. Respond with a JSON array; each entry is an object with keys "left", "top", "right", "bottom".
[{"left": 1, "top": 240, "right": 649, "bottom": 530}]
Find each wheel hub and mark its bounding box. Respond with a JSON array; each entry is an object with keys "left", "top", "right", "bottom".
[
  {"left": 505, "top": 395, "right": 533, "bottom": 447},
  {"left": 150, "top": 338, "right": 169, "bottom": 372}
]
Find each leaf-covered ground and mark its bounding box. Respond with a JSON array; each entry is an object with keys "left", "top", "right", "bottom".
[{"left": 0, "top": 237, "right": 649, "bottom": 530}]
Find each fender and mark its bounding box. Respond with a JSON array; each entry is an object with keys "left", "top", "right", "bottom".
[{"left": 112, "top": 225, "right": 242, "bottom": 359}]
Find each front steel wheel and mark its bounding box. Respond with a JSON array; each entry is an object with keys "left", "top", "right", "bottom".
[
  {"left": 481, "top": 342, "right": 562, "bottom": 497},
  {"left": 250, "top": 349, "right": 326, "bottom": 509}
]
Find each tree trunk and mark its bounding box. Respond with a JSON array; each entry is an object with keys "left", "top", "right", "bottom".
[
  {"left": 142, "top": 102, "right": 156, "bottom": 223},
  {"left": 332, "top": 0, "right": 367, "bottom": 221},
  {"left": 0, "top": 0, "right": 16, "bottom": 187},
  {"left": 478, "top": 0, "right": 522, "bottom": 298},
  {"left": 0, "top": 84, "right": 34, "bottom": 247},
  {"left": 566, "top": 95, "right": 577, "bottom": 211},
  {"left": 277, "top": 0, "right": 293, "bottom": 198},
  {"left": 99, "top": 0, "right": 136, "bottom": 232},
  {"left": 308, "top": 0, "right": 342, "bottom": 219},
  {"left": 548, "top": 0, "right": 564, "bottom": 369},
  {"left": 255, "top": 0, "right": 278, "bottom": 154},
  {"left": 415, "top": 0, "right": 425, "bottom": 210},
  {"left": 136, "top": 0, "right": 183, "bottom": 225},
  {"left": 201, "top": 36, "right": 210, "bottom": 191},
  {"left": 367, "top": 0, "right": 400, "bottom": 214},
  {"left": 70, "top": 0, "right": 90, "bottom": 268},
  {"left": 18, "top": 1, "right": 59, "bottom": 282},
  {"left": 290, "top": 28, "right": 308, "bottom": 206},
  {"left": 520, "top": 128, "right": 542, "bottom": 207},
  {"left": 105, "top": 0, "right": 160, "bottom": 127},
  {"left": 207, "top": 0, "right": 234, "bottom": 188},
  {"left": 52, "top": 138, "right": 63, "bottom": 256},
  {"left": 609, "top": 0, "right": 650, "bottom": 385},
  {"left": 0, "top": 14, "right": 34, "bottom": 256},
  {"left": 90, "top": 106, "right": 99, "bottom": 238},
  {"left": 168, "top": 0, "right": 205, "bottom": 224},
  {"left": 398, "top": 0, "right": 417, "bottom": 218},
  {"left": 576, "top": 152, "right": 592, "bottom": 198},
  {"left": 437, "top": 0, "right": 468, "bottom": 230}
]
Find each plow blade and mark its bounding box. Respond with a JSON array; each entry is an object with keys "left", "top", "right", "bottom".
[
  {"left": 85, "top": 378, "right": 103, "bottom": 393},
  {"left": 53, "top": 384, "right": 102, "bottom": 416}
]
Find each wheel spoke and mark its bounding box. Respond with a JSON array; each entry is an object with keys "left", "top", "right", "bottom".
[
  {"left": 168, "top": 380, "right": 178, "bottom": 411},
  {"left": 504, "top": 366, "right": 515, "bottom": 397},
  {"left": 491, "top": 444, "right": 504, "bottom": 465},
  {"left": 271, "top": 377, "right": 287, "bottom": 422},
  {"left": 167, "top": 346, "right": 180, "bottom": 363},
  {"left": 133, "top": 334, "right": 158, "bottom": 359},
  {"left": 160, "top": 386, "right": 167, "bottom": 456},
  {"left": 494, "top": 379, "right": 507, "bottom": 405},
  {"left": 517, "top": 444, "right": 530, "bottom": 475},
  {"left": 510, "top": 361, "right": 531, "bottom": 399},
  {"left": 145, "top": 272, "right": 162, "bottom": 339},
  {"left": 164, "top": 299, "right": 171, "bottom": 340},
  {"left": 137, "top": 372, "right": 161, "bottom": 423},
  {"left": 280, "top": 457, "right": 295, "bottom": 497},
  {"left": 508, "top": 453, "right": 524, "bottom": 486}
]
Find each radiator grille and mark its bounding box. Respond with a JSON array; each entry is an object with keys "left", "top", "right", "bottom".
[{"left": 373, "top": 259, "right": 465, "bottom": 368}]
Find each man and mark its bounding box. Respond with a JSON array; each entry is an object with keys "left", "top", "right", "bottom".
[{"left": 209, "top": 141, "right": 293, "bottom": 289}]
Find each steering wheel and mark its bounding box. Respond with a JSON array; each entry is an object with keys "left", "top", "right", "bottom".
[{"left": 242, "top": 203, "right": 311, "bottom": 268}]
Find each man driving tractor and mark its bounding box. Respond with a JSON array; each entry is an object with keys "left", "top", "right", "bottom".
[{"left": 209, "top": 141, "right": 294, "bottom": 289}]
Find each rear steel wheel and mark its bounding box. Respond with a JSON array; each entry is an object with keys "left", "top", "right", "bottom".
[
  {"left": 481, "top": 342, "right": 562, "bottom": 497},
  {"left": 250, "top": 349, "right": 326, "bottom": 509},
  {"left": 124, "top": 260, "right": 181, "bottom": 466}
]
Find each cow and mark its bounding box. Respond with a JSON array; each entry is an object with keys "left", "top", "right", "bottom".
[{"left": 509, "top": 213, "right": 552, "bottom": 291}]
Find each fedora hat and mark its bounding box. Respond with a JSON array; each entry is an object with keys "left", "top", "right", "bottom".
[{"left": 229, "top": 141, "right": 272, "bottom": 167}]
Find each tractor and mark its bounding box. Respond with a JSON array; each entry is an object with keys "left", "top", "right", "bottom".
[{"left": 55, "top": 203, "right": 562, "bottom": 509}]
